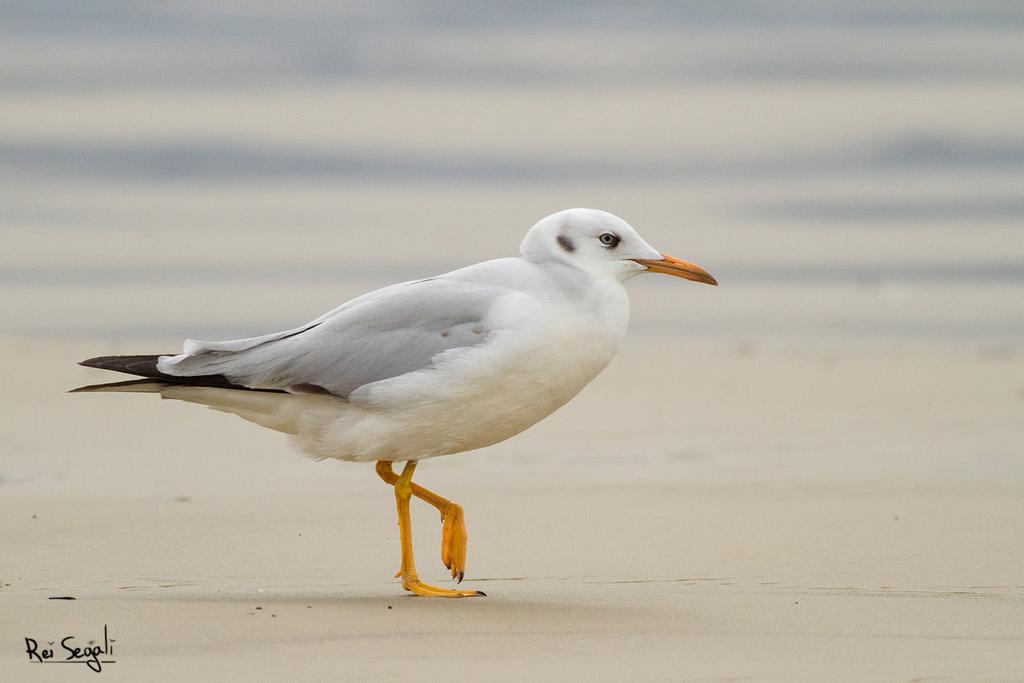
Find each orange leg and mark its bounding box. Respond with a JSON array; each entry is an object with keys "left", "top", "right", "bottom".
[
  {"left": 377, "top": 460, "right": 483, "bottom": 598},
  {"left": 376, "top": 460, "right": 470, "bottom": 582}
]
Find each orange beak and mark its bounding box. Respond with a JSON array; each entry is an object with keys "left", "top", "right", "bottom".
[{"left": 633, "top": 252, "right": 718, "bottom": 286}]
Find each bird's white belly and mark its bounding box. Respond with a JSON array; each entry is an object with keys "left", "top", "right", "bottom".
[{"left": 323, "top": 300, "right": 625, "bottom": 461}]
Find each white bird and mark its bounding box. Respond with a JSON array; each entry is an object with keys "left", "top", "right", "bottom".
[{"left": 74, "top": 208, "right": 717, "bottom": 597}]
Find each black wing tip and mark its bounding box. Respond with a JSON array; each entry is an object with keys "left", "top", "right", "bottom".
[
  {"left": 77, "top": 354, "right": 175, "bottom": 383},
  {"left": 78, "top": 354, "right": 169, "bottom": 370},
  {"left": 76, "top": 355, "right": 288, "bottom": 394}
]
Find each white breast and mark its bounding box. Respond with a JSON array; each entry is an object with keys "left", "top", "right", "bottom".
[{"left": 325, "top": 283, "right": 630, "bottom": 462}]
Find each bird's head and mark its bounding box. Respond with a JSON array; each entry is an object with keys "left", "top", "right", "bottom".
[{"left": 520, "top": 208, "right": 717, "bottom": 286}]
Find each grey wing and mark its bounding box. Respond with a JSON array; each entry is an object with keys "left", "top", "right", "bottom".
[{"left": 156, "top": 277, "right": 503, "bottom": 397}]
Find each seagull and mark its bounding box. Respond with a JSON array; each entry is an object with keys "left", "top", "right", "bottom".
[{"left": 73, "top": 208, "right": 717, "bottom": 598}]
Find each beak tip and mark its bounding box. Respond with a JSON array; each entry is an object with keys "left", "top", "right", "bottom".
[{"left": 635, "top": 254, "right": 718, "bottom": 287}]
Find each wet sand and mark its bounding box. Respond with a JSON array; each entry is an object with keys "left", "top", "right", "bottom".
[{"left": 2, "top": 338, "right": 1022, "bottom": 680}]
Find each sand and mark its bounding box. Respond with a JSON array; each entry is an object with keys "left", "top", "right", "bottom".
[{"left": 2, "top": 338, "right": 1022, "bottom": 681}]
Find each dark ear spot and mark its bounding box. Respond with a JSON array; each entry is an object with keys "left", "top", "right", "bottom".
[{"left": 556, "top": 234, "right": 575, "bottom": 253}]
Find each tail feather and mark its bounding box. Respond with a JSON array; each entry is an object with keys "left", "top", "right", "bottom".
[
  {"left": 69, "top": 378, "right": 169, "bottom": 393},
  {"left": 77, "top": 354, "right": 275, "bottom": 391}
]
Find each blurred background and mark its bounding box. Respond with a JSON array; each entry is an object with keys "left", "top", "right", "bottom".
[{"left": 3, "top": 1, "right": 1022, "bottom": 344}]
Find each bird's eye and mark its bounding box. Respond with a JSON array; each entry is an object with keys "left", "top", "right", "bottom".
[{"left": 598, "top": 232, "right": 620, "bottom": 248}]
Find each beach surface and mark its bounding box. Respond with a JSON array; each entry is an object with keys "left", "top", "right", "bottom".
[{"left": 2, "top": 338, "right": 1022, "bottom": 681}]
